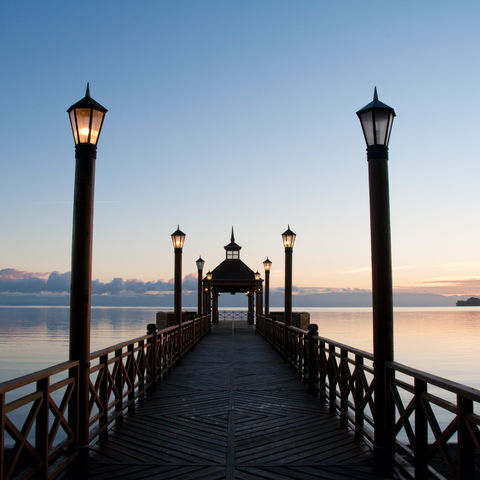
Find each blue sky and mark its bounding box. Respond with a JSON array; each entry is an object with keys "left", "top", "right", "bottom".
[{"left": 2, "top": 1, "right": 480, "bottom": 299}]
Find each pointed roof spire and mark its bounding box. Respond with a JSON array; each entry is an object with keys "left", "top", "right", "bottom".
[{"left": 224, "top": 227, "right": 242, "bottom": 255}]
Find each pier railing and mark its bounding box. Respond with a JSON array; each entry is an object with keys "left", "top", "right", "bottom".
[
  {"left": 256, "top": 314, "right": 480, "bottom": 480},
  {"left": 218, "top": 310, "right": 248, "bottom": 322},
  {"left": 0, "top": 314, "right": 210, "bottom": 480}
]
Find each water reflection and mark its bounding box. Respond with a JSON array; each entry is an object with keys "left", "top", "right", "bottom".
[{"left": 1, "top": 306, "right": 480, "bottom": 389}]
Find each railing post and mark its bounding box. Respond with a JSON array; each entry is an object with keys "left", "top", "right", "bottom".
[
  {"left": 319, "top": 340, "right": 327, "bottom": 404},
  {"left": 354, "top": 354, "right": 364, "bottom": 440},
  {"left": 114, "top": 348, "right": 123, "bottom": 425},
  {"left": 147, "top": 324, "right": 157, "bottom": 394},
  {"left": 127, "top": 344, "right": 135, "bottom": 413},
  {"left": 158, "top": 332, "right": 164, "bottom": 380},
  {"left": 328, "top": 344, "right": 336, "bottom": 413},
  {"left": 340, "top": 348, "right": 348, "bottom": 425},
  {"left": 99, "top": 354, "right": 109, "bottom": 441},
  {"left": 36, "top": 378, "right": 49, "bottom": 478},
  {"left": 414, "top": 378, "right": 427, "bottom": 480},
  {"left": 308, "top": 324, "right": 318, "bottom": 393},
  {"left": 69, "top": 365, "right": 79, "bottom": 454},
  {"left": 458, "top": 394, "right": 474, "bottom": 480}
]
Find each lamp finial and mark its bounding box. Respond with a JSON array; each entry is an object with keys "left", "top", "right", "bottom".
[{"left": 373, "top": 86, "right": 378, "bottom": 101}]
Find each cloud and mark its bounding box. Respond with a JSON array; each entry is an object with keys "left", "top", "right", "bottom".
[
  {"left": 0, "top": 268, "right": 197, "bottom": 296},
  {"left": 395, "top": 278, "right": 480, "bottom": 296}
]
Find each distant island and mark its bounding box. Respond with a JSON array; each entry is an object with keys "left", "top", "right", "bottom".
[{"left": 456, "top": 297, "right": 480, "bottom": 306}]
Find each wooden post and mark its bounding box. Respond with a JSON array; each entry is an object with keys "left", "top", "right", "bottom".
[
  {"left": 340, "top": 348, "right": 348, "bottom": 425},
  {"left": 36, "top": 378, "right": 49, "bottom": 478},
  {"left": 367, "top": 145, "right": 395, "bottom": 474},
  {"left": 127, "top": 344, "right": 135, "bottom": 413},
  {"left": 319, "top": 340, "right": 327, "bottom": 404},
  {"left": 328, "top": 344, "right": 336, "bottom": 413},
  {"left": 354, "top": 354, "right": 364, "bottom": 440},
  {"left": 69, "top": 144, "right": 96, "bottom": 468},
  {"left": 284, "top": 247, "right": 293, "bottom": 326},
  {"left": 248, "top": 291, "right": 254, "bottom": 325},
  {"left": 99, "top": 354, "right": 109, "bottom": 440},
  {"left": 147, "top": 324, "right": 157, "bottom": 393},
  {"left": 458, "top": 395, "right": 474, "bottom": 479},
  {"left": 264, "top": 267, "right": 270, "bottom": 316},
  {"left": 308, "top": 324, "right": 318, "bottom": 393},
  {"left": 197, "top": 268, "right": 203, "bottom": 316},
  {"left": 414, "top": 378, "right": 427, "bottom": 479},
  {"left": 212, "top": 288, "right": 219, "bottom": 324},
  {"left": 114, "top": 348, "right": 123, "bottom": 425}
]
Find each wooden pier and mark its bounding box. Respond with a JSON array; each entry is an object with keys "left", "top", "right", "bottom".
[{"left": 82, "top": 321, "right": 387, "bottom": 480}]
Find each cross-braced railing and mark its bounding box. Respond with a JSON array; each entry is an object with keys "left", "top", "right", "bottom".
[
  {"left": 256, "top": 314, "right": 480, "bottom": 480},
  {"left": 218, "top": 310, "right": 248, "bottom": 321},
  {"left": 0, "top": 314, "right": 210, "bottom": 480}
]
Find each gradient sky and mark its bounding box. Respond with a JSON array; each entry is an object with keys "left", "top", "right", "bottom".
[{"left": 2, "top": 1, "right": 480, "bottom": 297}]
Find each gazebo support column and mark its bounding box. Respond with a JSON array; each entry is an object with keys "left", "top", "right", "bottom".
[
  {"left": 248, "top": 291, "right": 254, "bottom": 325},
  {"left": 212, "top": 288, "right": 219, "bottom": 324}
]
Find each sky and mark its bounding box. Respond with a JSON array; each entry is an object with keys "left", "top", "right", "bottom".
[{"left": 2, "top": 1, "right": 480, "bottom": 304}]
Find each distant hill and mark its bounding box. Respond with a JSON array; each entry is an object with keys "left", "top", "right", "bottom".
[{"left": 456, "top": 297, "right": 480, "bottom": 306}]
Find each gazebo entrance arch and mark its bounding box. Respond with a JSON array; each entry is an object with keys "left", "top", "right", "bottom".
[{"left": 203, "top": 229, "right": 262, "bottom": 325}]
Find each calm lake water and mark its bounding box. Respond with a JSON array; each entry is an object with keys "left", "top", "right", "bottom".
[{"left": 1, "top": 306, "right": 479, "bottom": 390}]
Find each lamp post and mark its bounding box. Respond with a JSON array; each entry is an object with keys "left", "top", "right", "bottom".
[
  {"left": 171, "top": 226, "right": 186, "bottom": 326},
  {"left": 263, "top": 257, "right": 272, "bottom": 316},
  {"left": 196, "top": 256, "right": 205, "bottom": 316},
  {"left": 67, "top": 84, "right": 107, "bottom": 466},
  {"left": 205, "top": 271, "right": 212, "bottom": 318},
  {"left": 255, "top": 271, "right": 262, "bottom": 318},
  {"left": 357, "top": 87, "right": 396, "bottom": 474},
  {"left": 282, "top": 226, "right": 296, "bottom": 326}
]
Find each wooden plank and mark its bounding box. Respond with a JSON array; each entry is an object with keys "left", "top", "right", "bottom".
[{"left": 68, "top": 320, "right": 392, "bottom": 480}]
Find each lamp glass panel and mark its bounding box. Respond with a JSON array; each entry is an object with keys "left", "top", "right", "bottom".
[
  {"left": 75, "top": 108, "right": 92, "bottom": 143},
  {"left": 197, "top": 259, "right": 205, "bottom": 270},
  {"left": 282, "top": 233, "right": 296, "bottom": 248},
  {"left": 89, "top": 109, "right": 105, "bottom": 145},
  {"left": 385, "top": 112, "right": 394, "bottom": 146},
  {"left": 374, "top": 110, "right": 391, "bottom": 146},
  {"left": 69, "top": 110, "right": 79, "bottom": 144},
  {"left": 359, "top": 110, "right": 374, "bottom": 146},
  {"left": 172, "top": 234, "right": 185, "bottom": 248}
]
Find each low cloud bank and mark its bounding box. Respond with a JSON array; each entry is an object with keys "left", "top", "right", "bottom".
[
  {"left": 0, "top": 269, "right": 198, "bottom": 296},
  {"left": 0, "top": 269, "right": 465, "bottom": 307}
]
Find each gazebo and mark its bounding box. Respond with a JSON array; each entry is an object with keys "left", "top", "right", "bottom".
[{"left": 204, "top": 229, "right": 262, "bottom": 324}]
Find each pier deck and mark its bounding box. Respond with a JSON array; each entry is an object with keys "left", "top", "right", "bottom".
[{"left": 85, "top": 321, "right": 389, "bottom": 479}]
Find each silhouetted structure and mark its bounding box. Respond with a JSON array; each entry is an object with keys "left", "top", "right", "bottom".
[{"left": 205, "top": 229, "right": 262, "bottom": 324}]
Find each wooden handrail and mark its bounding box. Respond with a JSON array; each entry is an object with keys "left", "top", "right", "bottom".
[
  {"left": 1, "top": 314, "right": 211, "bottom": 480},
  {"left": 255, "top": 313, "right": 480, "bottom": 480}
]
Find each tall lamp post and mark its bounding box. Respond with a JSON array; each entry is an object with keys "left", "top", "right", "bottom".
[
  {"left": 263, "top": 257, "right": 272, "bottom": 316},
  {"left": 196, "top": 256, "right": 205, "bottom": 316},
  {"left": 357, "top": 87, "right": 396, "bottom": 474},
  {"left": 67, "top": 84, "right": 107, "bottom": 465},
  {"left": 282, "top": 226, "right": 296, "bottom": 326},
  {"left": 205, "top": 271, "right": 212, "bottom": 318},
  {"left": 171, "top": 226, "right": 186, "bottom": 327},
  {"left": 254, "top": 271, "right": 262, "bottom": 318}
]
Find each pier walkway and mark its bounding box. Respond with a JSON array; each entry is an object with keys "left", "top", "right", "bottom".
[{"left": 84, "top": 321, "right": 389, "bottom": 480}]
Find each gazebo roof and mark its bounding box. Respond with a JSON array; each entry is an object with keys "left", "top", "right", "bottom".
[{"left": 211, "top": 259, "right": 255, "bottom": 282}]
